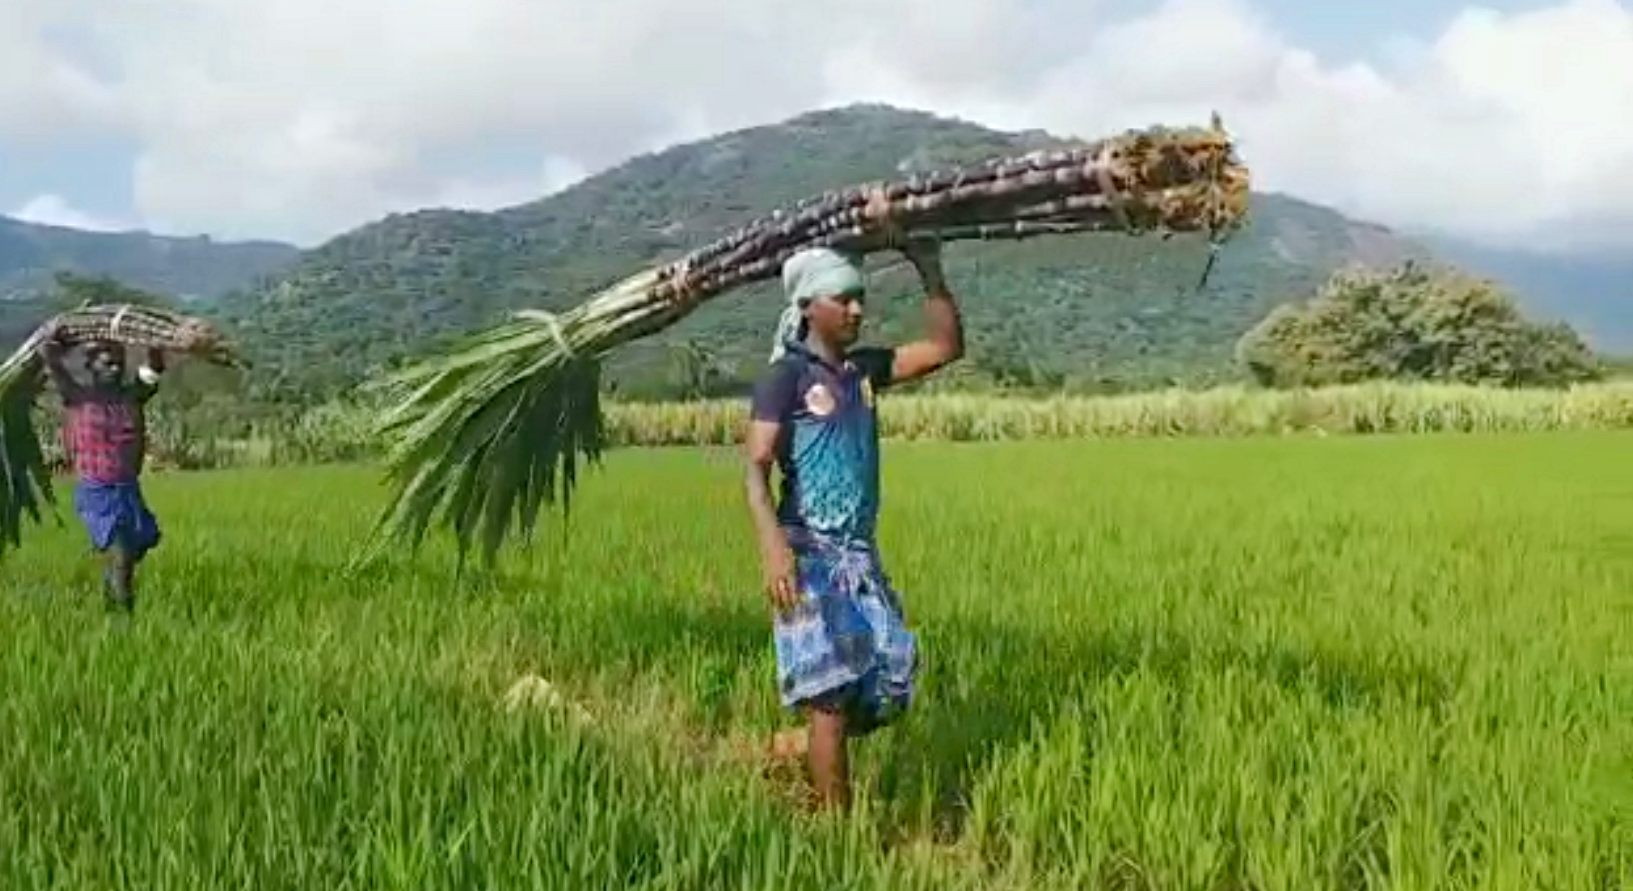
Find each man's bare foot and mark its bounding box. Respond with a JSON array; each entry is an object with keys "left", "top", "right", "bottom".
[
  {"left": 714, "top": 728, "right": 830, "bottom": 813},
  {"left": 764, "top": 729, "right": 809, "bottom": 788}
]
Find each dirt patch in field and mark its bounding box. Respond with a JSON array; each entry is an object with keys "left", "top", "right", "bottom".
[
  {"left": 430, "top": 638, "right": 969, "bottom": 853},
  {"left": 500, "top": 674, "right": 595, "bottom": 723},
  {"left": 492, "top": 669, "right": 816, "bottom": 803}
]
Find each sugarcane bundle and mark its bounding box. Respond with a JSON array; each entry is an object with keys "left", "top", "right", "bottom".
[
  {"left": 0, "top": 303, "right": 244, "bottom": 559},
  {"left": 350, "top": 114, "right": 1252, "bottom": 572}
]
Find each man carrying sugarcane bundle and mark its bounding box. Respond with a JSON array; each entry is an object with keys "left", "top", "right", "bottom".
[
  {"left": 36, "top": 321, "right": 165, "bottom": 615},
  {"left": 743, "top": 238, "right": 963, "bottom": 811}
]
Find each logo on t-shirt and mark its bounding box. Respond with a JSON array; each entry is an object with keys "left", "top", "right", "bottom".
[{"left": 803, "top": 382, "right": 836, "bottom": 417}]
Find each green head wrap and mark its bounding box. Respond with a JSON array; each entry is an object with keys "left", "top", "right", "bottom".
[{"left": 771, "top": 247, "right": 865, "bottom": 362}]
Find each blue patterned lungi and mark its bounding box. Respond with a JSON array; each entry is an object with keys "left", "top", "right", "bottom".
[
  {"left": 772, "top": 527, "right": 917, "bottom": 735},
  {"left": 73, "top": 479, "right": 162, "bottom": 562}
]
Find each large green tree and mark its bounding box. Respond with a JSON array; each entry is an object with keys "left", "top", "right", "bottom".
[
  {"left": 47, "top": 271, "right": 182, "bottom": 312},
  {"left": 1236, "top": 261, "right": 1601, "bottom": 388}
]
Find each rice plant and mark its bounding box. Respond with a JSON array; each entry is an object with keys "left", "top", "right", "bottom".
[{"left": 1, "top": 433, "right": 1627, "bottom": 889}]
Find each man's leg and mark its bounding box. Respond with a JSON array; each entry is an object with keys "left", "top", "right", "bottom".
[
  {"left": 102, "top": 540, "right": 135, "bottom": 612},
  {"left": 108, "top": 483, "right": 159, "bottom": 614},
  {"left": 801, "top": 567, "right": 918, "bottom": 810},
  {"left": 769, "top": 542, "right": 882, "bottom": 811},
  {"left": 805, "top": 694, "right": 852, "bottom": 811},
  {"left": 73, "top": 492, "right": 131, "bottom": 611}
]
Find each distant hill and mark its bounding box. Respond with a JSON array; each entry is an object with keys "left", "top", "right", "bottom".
[
  {"left": 0, "top": 216, "right": 300, "bottom": 353},
  {"left": 0, "top": 217, "right": 299, "bottom": 300},
  {"left": 211, "top": 103, "right": 1440, "bottom": 401},
  {"left": 1418, "top": 236, "right": 1633, "bottom": 354}
]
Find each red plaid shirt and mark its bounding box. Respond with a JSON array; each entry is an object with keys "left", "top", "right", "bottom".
[{"left": 62, "top": 393, "right": 149, "bottom": 483}]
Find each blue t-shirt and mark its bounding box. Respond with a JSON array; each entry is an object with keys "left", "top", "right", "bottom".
[{"left": 749, "top": 341, "right": 896, "bottom": 544}]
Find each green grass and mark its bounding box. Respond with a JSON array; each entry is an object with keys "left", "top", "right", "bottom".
[{"left": 2, "top": 433, "right": 1631, "bottom": 889}]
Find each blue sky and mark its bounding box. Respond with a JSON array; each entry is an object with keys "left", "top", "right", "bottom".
[
  {"left": 1246, "top": 0, "right": 1546, "bottom": 58},
  {"left": 0, "top": 0, "right": 1622, "bottom": 250}
]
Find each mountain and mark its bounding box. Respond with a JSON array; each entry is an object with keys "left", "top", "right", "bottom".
[
  {"left": 211, "top": 103, "right": 1440, "bottom": 400},
  {"left": 0, "top": 216, "right": 300, "bottom": 355},
  {"left": 1418, "top": 236, "right": 1633, "bottom": 353},
  {"left": 0, "top": 216, "right": 299, "bottom": 301}
]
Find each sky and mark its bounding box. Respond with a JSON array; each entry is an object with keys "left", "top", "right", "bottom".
[{"left": 2, "top": 0, "right": 1628, "bottom": 252}]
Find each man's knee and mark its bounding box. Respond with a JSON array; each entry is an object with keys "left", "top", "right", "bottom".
[
  {"left": 804, "top": 685, "right": 886, "bottom": 737},
  {"left": 803, "top": 686, "right": 855, "bottom": 725}
]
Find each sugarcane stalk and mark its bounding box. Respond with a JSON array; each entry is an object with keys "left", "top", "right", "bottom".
[{"left": 349, "top": 116, "right": 1253, "bottom": 573}]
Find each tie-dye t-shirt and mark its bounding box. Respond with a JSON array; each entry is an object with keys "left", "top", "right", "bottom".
[{"left": 749, "top": 341, "right": 896, "bottom": 545}]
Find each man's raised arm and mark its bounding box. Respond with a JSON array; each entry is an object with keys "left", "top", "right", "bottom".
[
  {"left": 34, "top": 322, "right": 83, "bottom": 403},
  {"left": 881, "top": 240, "right": 964, "bottom": 388}
]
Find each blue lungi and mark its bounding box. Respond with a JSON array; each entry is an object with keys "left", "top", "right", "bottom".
[
  {"left": 772, "top": 528, "right": 917, "bottom": 735},
  {"left": 72, "top": 479, "right": 162, "bottom": 561}
]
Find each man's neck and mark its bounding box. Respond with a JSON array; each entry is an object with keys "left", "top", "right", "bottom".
[
  {"left": 87, "top": 381, "right": 129, "bottom": 401},
  {"left": 801, "top": 336, "right": 844, "bottom": 367}
]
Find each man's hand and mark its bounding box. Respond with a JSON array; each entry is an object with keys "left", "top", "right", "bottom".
[
  {"left": 879, "top": 236, "right": 962, "bottom": 387},
  {"left": 761, "top": 542, "right": 799, "bottom": 614},
  {"left": 34, "top": 318, "right": 84, "bottom": 401},
  {"left": 34, "top": 319, "right": 68, "bottom": 362},
  {"left": 900, "top": 238, "right": 946, "bottom": 289}
]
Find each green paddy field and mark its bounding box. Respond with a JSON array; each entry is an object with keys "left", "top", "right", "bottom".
[{"left": 2, "top": 433, "right": 1629, "bottom": 889}]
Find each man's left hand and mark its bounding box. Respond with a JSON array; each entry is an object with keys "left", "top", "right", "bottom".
[{"left": 900, "top": 237, "right": 945, "bottom": 286}]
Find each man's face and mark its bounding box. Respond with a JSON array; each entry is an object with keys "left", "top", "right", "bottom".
[
  {"left": 805, "top": 289, "right": 866, "bottom": 348},
  {"left": 85, "top": 343, "right": 124, "bottom": 385}
]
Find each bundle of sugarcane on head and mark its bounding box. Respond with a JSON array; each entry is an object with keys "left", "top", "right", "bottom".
[
  {"left": 0, "top": 302, "right": 244, "bottom": 613},
  {"left": 349, "top": 114, "right": 1252, "bottom": 575}
]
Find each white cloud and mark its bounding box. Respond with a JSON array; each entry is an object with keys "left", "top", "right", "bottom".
[
  {"left": 428, "top": 158, "right": 591, "bottom": 214},
  {"left": 0, "top": 6, "right": 122, "bottom": 141},
  {"left": 8, "top": 194, "right": 129, "bottom": 232},
  {"left": 1, "top": 0, "right": 1630, "bottom": 250}
]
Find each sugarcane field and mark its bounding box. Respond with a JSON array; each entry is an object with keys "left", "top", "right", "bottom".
[{"left": 4, "top": 17, "right": 1633, "bottom": 888}]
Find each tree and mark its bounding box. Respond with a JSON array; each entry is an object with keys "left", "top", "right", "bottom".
[
  {"left": 48, "top": 271, "right": 181, "bottom": 313},
  {"left": 665, "top": 338, "right": 733, "bottom": 400},
  {"left": 1236, "top": 261, "right": 1602, "bottom": 388}
]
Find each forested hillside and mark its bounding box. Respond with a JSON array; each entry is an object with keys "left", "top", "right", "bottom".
[
  {"left": 0, "top": 217, "right": 299, "bottom": 351},
  {"left": 0, "top": 217, "right": 297, "bottom": 300}
]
